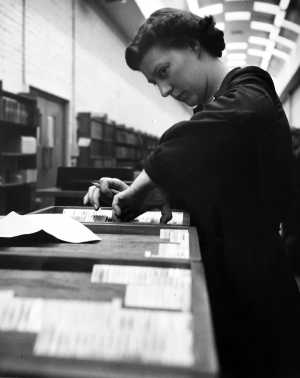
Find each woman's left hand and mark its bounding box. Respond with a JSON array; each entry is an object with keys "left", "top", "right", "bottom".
[
  {"left": 112, "top": 187, "right": 142, "bottom": 221},
  {"left": 112, "top": 186, "right": 172, "bottom": 223}
]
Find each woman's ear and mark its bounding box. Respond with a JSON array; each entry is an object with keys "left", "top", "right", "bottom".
[{"left": 191, "top": 40, "right": 201, "bottom": 58}]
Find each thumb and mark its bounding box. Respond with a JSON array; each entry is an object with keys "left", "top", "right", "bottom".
[
  {"left": 160, "top": 203, "right": 172, "bottom": 224},
  {"left": 112, "top": 194, "right": 121, "bottom": 217}
]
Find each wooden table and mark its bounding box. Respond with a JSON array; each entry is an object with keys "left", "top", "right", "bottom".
[
  {"left": 0, "top": 218, "right": 218, "bottom": 378},
  {"left": 31, "top": 205, "right": 191, "bottom": 226},
  {"left": 0, "top": 224, "right": 200, "bottom": 270},
  {"left": 0, "top": 261, "right": 218, "bottom": 378}
]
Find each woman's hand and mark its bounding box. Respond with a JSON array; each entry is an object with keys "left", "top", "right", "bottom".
[
  {"left": 83, "top": 177, "right": 128, "bottom": 210},
  {"left": 112, "top": 185, "right": 172, "bottom": 224}
]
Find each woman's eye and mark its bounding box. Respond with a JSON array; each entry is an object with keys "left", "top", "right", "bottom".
[{"left": 157, "top": 66, "right": 169, "bottom": 79}]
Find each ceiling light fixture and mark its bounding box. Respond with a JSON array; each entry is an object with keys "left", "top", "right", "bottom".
[
  {"left": 248, "top": 36, "right": 272, "bottom": 47},
  {"left": 248, "top": 48, "right": 265, "bottom": 57},
  {"left": 282, "top": 19, "right": 300, "bottom": 34},
  {"left": 275, "top": 35, "right": 296, "bottom": 49},
  {"left": 227, "top": 53, "right": 247, "bottom": 60},
  {"left": 225, "top": 11, "right": 251, "bottom": 21},
  {"left": 226, "top": 42, "right": 248, "bottom": 50},
  {"left": 250, "top": 21, "right": 274, "bottom": 33},
  {"left": 272, "top": 49, "right": 290, "bottom": 61},
  {"left": 253, "top": 2, "right": 278, "bottom": 15},
  {"left": 279, "top": 0, "right": 290, "bottom": 10}
]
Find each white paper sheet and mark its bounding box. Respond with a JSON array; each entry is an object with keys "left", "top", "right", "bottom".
[
  {"left": 34, "top": 307, "right": 194, "bottom": 366},
  {"left": 91, "top": 264, "right": 191, "bottom": 287},
  {"left": 125, "top": 284, "right": 191, "bottom": 311},
  {"left": 0, "top": 211, "right": 100, "bottom": 243}
]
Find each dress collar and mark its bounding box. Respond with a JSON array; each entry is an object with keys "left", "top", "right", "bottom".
[{"left": 193, "top": 67, "right": 241, "bottom": 114}]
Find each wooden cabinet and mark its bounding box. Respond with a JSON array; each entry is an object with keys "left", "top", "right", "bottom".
[{"left": 0, "top": 89, "right": 39, "bottom": 214}]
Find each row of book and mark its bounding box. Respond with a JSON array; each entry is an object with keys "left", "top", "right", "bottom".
[
  {"left": 77, "top": 112, "right": 159, "bottom": 168},
  {"left": 0, "top": 96, "right": 29, "bottom": 125}
]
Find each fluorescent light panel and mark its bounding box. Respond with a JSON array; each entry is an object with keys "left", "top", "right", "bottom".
[
  {"left": 274, "top": 11, "right": 285, "bottom": 27},
  {"left": 197, "top": 3, "right": 223, "bottom": 17},
  {"left": 282, "top": 19, "right": 300, "bottom": 34},
  {"left": 250, "top": 21, "right": 274, "bottom": 33},
  {"left": 253, "top": 2, "right": 278, "bottom": 15},
  {"left": 226, "top": 42, "right": 248, "bottom": 50},
  {"left": 227, "top": 53, "right": 247, "bottom": 60},
  {"left": 275, "top": 35, "right": 296, "bottom": 49},
  {"left": 248, "top": 48, "right": 265, "bottom": 57},
  {"left": 225, "top": 11, "right": 251, "bottom": 21},
  {"left": 248, "top": 36, "right": 273, "bottom": 48},
  {"left": 279, "top": 0, "right": 290, "bottom": 10},
  {"left": 272, "top": 49, "right": 290, "bottom": 61}
]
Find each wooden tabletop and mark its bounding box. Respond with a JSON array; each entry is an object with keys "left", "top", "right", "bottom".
[{"left": 0, "top": 263, "right": 218, "bottom": 378}]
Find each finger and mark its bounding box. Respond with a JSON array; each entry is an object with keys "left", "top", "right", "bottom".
[
  {"left": 112, "top": 195, "right": 121, "bottom": 217},
  {"left": 83, "top": 192, "right": 89, "bottom": 205},
  {"left": 99, "top": 177, "right": 117, "bottom": 199},
  {"left": 111, "top": 178, "right": 129, "bottom": 191},
  {"left": 83, "top": 185, "right": 95, "bottom": 206},
  {"left": 91, "top": 186, "right": 100, "bottom": 210},
  {"left": 160, "top": 204, "right": 173, "bottom": 224}
]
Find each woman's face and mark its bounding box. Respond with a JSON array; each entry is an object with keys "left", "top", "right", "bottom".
[{"left": 139, "top": 44, "right": 209, "bottom": 107}]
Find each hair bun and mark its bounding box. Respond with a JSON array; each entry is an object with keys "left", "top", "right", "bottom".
[{"left": 198, "top": 15, "right": 215, "bottom": 32}]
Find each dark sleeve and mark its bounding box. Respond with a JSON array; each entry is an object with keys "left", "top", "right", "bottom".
[{"left": 144, "top": 82, "right": 263, "bottom": 196}]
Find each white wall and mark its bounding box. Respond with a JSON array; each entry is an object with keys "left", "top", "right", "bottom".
[
  {"left": 0, "top": 0, "right": 191, "bottom": 161},
  {"left": 290, "top": 85, "right": 300, "bottom": 128}
]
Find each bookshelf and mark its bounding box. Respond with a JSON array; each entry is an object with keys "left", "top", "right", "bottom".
[
  {"left": 77, "top": 112, "right": 159, "bottom": 170},
  {"left": 0, "top": 89, "right": 39, "bottom": 214},
  {"left": 77, "top": 112, "right": 116, "bottom": 168}
]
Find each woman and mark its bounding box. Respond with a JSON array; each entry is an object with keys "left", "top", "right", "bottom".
[{"left": 84, "top": 8, "right": 300, "bottom": 377}]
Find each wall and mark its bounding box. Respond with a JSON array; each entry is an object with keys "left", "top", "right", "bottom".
[
  {"left": 276, "top": 29, "right": 300, "bottom": 97},
  {"left": 0, "top": 0, "right": 191, "bottom": 162},
  {"left": 290, "top": 85, "right": 300, "bottom": 128}
]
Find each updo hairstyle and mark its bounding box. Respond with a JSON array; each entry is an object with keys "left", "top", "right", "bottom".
[{"left": 125, "top": 7, "right": 225, "bottom": 70}]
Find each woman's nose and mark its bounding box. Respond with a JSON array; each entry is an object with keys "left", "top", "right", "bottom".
[{"left": 157, "top": 81, "right": 172, "bottom": 97}]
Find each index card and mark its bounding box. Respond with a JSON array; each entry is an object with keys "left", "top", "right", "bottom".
[
  {"left": 63, "top": 208, "right": 108, "bottom": 223},
  {"left": 0, "top": 297, "right": 43, "bottom": 332},
  {"left": 91, "top": 264, "right": 191, "bottom": 287},
  {"left": 135, "top": 211, "right": 183, "bottom": 225},
  {"left": 125, "top": 284, "right": 191, "bottom": 311},
  {"left": 160, "top": 229, "right": 189, "bottom": 245},
  {"left": 62, "top": 208, "right": 184, "bottom": 225},
  {"left": 34, "top": 307, "right": 194, "bottom": 366},
  {"left": 0, "top": 211, "right": 100, "bottom": 243},
  {"left": 0, "top": 297, "right": 121, "bottom": 333},
  {"left": 0, "top": 289, "right": 14, "bottom": 298},
  {"left": 156, "top": 243, "right": 188, "bottom": 259}
]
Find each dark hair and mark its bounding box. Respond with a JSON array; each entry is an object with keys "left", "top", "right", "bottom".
[{"left": 125, "top": 8, "right": 225, "bottom": 70}]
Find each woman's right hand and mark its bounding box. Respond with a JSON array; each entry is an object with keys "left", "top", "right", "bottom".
[{"left": 83, "top": 177, "right": 128, "bottom": 210}]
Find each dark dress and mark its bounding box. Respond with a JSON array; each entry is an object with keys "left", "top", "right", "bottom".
[{"left": 144, "top": 67, "right": 300, "bottom": 377}]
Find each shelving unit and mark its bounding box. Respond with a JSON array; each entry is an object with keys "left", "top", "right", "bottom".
[
  {"left": 77, "top": 112, "right": 159, "bottom": 170},
  {"left": 77, "top": 112, "right": 116, "bottom": 168},
  {"left": 0, "top": 89, "right": 39, "bottom": 214}
]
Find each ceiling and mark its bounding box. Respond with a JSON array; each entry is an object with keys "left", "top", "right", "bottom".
[{"left": 101, "top": 0, "right": 300, "bottom": 80}]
